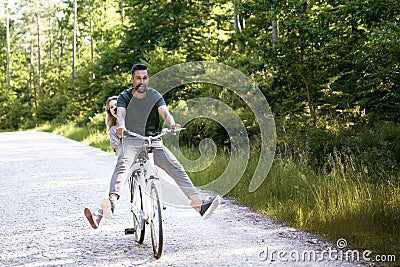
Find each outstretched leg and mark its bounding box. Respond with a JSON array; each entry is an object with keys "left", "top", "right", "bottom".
[
  {"left": 154, "top": 141, "right": 221, "bottom": 219},
  {"left": 84, "top": 208, "right": 103, "bottom": 229}
]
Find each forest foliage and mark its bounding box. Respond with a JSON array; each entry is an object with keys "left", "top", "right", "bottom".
[{"left": 1, "top": 0, "right": 399, "bottom": 175}]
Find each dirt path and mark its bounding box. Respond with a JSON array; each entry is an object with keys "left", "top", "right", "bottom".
[{"left": 0, "top": 131, "right": 369, "bottom": 266}]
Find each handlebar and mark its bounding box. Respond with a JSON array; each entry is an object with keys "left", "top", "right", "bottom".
[{"left": 123, "top": 128, "right": 186, "bottom": 141}]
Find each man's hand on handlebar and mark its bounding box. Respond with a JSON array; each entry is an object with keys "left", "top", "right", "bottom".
[{"left": 170, "top": 124, "right": 181, "bottom": 135}]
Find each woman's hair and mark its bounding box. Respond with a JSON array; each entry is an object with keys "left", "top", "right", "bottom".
[{"left": 105, "top": 96, "right": 118, "bottom": 132}]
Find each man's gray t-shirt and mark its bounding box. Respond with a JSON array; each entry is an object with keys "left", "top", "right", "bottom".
[{"left": 117, "top": 87, "right": 166, "bottom": 136}]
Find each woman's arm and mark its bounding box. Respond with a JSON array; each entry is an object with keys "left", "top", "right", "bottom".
[{"left": 116, "top": 107, "right": 127, "bottom": 138}]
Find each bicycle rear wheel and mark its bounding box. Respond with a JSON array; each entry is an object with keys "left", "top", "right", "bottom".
[
  {"left": 150, "top": 184, "right": 163, "bottom": 259},
  {"left": 130, "top": 177, "right": 145, "bottom": 243}
]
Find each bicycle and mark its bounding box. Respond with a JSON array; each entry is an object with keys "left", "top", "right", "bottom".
[{"left": 123, "top": 128, "right": 184, "bottom": 259}]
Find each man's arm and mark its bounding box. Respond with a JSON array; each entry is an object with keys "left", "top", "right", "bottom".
[
  {"left": 158, "top": 105, "right": 180, "bottom": 130},
  {"left": 116, "top": 107, "right": 127, "bottom": 138}
]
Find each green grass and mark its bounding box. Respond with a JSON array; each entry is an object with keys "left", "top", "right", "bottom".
[
  {"left": 154, "top": 142, "right": 400, "bottom": 262},
  {"left": 36, "top": 122, "right": 400, "bottom": 264},
  {"left": 36, "top": 122, "right": 114, "bottom": 153},
  {"left": 242, "top": 158, "right": 400, "bottom": 259},
  {"left": 177, "top": 146, "right": 400, "bottom": 262}
]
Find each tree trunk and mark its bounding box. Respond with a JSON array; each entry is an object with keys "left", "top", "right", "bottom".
[
  {"left": 36, "top": 13, "right": 42, "bottom": 92},
  {"left": 48, "top": 16, "right": 53, "bottom": 64},
  {"left": 271, "top": 10, "right": 279, "bottom": 47},
  {"left": 301, "top": 51, "right": 317, "bottom": 126},
  {"left": 30, "top": 41, "right": 37, "bottom": 108},
  {"left": 58, "top": 28, "right": 64, "bottom": 81},
  {"left": 304, "top": 79, "right": 317, "bottom": 126},
  {"left": 6, "top": 5, "right": 11, "bottom": 90},
  {"left": 90, "top": 19, "right": 95, "bottom": 80},
  {"left": 72, "top": 0, "right": 77, "bottom": 86},
  {"left": 233, "top": 2, "right": 243, "bottom": 51},
  {"left": 120, "top": 0, "right": 125, "bottom": 24},
  {"left": 25, "top": 48, "right": 32, "bottom": 108}
]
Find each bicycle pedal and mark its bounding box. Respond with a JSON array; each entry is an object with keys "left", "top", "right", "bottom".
[{"left": 125, "top": 228, "right": 136, "bottom": 235}]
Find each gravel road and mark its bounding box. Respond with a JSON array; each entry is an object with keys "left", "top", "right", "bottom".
[{"left": 0, "top": 131, "right": 369, "bottom": 267}]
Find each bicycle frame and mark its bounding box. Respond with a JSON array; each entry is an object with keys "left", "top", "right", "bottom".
[
  {"left": 129, "top": 146, "right": 159, "bottom": 231},
  {"left": 125, "top": 128, "right": 184, "bottom": 259}
]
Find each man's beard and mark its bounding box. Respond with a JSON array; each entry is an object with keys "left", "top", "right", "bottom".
[{"left": 135, "top": 84, "right": 147, "bottom": 93}]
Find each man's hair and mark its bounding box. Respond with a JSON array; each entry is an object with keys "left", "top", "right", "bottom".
[{"left": 131, "top": 63, "right": 149, "bottom": 75}]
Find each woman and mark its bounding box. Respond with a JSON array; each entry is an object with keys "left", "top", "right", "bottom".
[
  {"left": 83, "top": 96, "right": 121, "bottom": 228},
  {"left": 105, "top": 96, "right": 121, "bottom": 154}
]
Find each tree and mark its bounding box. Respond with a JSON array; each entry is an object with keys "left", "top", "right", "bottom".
[
  {"left": 72, "top": 0, "right": 77, "bottom": 86},
  {"left": 0, "top": 0, "right": 398, "bottom": 129},
  {"left": 234, "top": 0, "right": 400, "bottom": 127},
  {"left": 6, "top": 3, "right": 10, "bottom": 90}
]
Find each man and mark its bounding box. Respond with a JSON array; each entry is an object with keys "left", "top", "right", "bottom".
[{"left": 84, "top": 63, "right": 220, "bottom": 229}]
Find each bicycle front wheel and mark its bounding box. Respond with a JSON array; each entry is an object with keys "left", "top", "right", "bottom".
[
  {"left": 131, "top": 178, "right": 145, "bottom": 243},
  {"left": 150, "top": 184, "right": 163, "bottom": 259}
]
